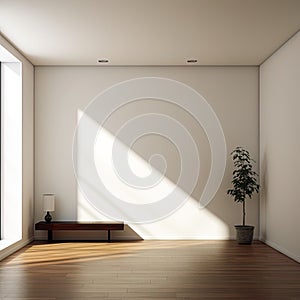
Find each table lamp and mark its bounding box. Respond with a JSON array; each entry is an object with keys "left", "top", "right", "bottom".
[{"left": 43, "top": 193, "right": 55, "bottom": 223}]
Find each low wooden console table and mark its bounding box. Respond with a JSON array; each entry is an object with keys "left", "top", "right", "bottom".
[{"left": 35, "top": 221, "right": 124, "bottom": 242}]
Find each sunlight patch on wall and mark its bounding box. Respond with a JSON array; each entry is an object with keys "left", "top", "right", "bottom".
[
  {"left": 76, "top": 108, "right": 228, "bottom": 239},
  {"left": 74, "top": 77, "right": 227, "bottom": 225}
]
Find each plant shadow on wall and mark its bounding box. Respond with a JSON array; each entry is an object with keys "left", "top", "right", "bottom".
[
  {"left": 227, "top": 147, "right": 260, "bottom": 244},
  {"left": 75, "top": 98, "right": 231, "bottom": 239}
]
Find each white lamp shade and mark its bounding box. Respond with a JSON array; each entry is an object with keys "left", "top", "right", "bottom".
[{"left": 43, "top": 194, "right": 55, "bottom": 212}]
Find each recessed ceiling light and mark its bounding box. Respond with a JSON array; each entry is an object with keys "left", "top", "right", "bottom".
[
  {"left": 187, "top": 59, "right": 198, "bottom": 63},
  {"left": 98, "top": 59, "right": 109, "bottom": 63}
]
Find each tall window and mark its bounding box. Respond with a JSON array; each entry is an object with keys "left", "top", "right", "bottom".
[
  {"left": 0, "top": 61, "right": 1, "bottom": 239},
  {"left": 0, "top": 45, "right": 22, "bottom": 246}
]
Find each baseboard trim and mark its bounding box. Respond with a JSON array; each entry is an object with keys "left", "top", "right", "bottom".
[
  {"left": 34, "top": 234, "right": 238, "bottom": 241},
  {"left": 260, "top": 238, "right": 300, "bottom": 263},
  {"left": 34, "top": 235, "right": 143, "bottom": 241},
  {"left": 0, "top": 236, "right": 34, "bottom": 261}
]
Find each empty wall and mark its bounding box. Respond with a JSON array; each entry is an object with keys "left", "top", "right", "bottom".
[
  {"left": 260, "top": 31, "right": 300, "bottom": 262},
  {"left": 35, "top": 66, "right": 259, "bottom": 240}
]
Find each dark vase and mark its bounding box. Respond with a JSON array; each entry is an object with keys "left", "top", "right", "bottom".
[{"left": 45, "top": 211, "right": 52, "bottom": 223}]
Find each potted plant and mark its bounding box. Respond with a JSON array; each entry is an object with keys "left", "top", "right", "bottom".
[{"left": 227, "top": 146, "right": 260, "bottom": 244}]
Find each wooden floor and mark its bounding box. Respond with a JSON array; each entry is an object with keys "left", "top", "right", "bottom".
[{"left": 0, "top": 241, "right": 299, "bottom": 299}]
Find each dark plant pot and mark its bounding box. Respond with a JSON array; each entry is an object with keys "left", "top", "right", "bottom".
[{"left": 235, "top": 225, "right": 254, "bottom": 244}]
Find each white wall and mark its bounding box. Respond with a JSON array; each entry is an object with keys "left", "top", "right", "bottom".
[
  {"left": 0, "top": 35, "right": 34, "bottom": 260},
  {"left": 260, "top": 31, "right": 300, "bottom": 262},
  {"left": 35, "top": 66, "right": 259, "bottom": 240}
]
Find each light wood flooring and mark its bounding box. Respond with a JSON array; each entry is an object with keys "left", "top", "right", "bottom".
[{"left": 0, "top": 240, "right": 300, "bottom": 299}]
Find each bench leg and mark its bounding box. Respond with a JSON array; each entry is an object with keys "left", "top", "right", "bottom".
[
  {"left": 48, "top": 230, "right": 53, "bottom": 242},
  {"left": 108, "top": 230, "right": 111, "bottom": 242}
]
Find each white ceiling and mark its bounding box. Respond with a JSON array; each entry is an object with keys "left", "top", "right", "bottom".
[{"left": 0, "top": 0, "right": 299, "bottom": 66}]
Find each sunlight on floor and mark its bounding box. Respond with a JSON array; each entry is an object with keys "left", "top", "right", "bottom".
[{"left": 3, "top": 240, "right": 227, "bottom": 268}]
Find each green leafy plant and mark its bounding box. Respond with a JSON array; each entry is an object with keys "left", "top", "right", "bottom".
[{"left": 227, "top": 146, "right": 260, "bottom": 226}]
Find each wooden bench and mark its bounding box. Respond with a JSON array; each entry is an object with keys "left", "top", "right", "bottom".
[{"left": 35, "top": 221, "right": 124, "bottom": 242}]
